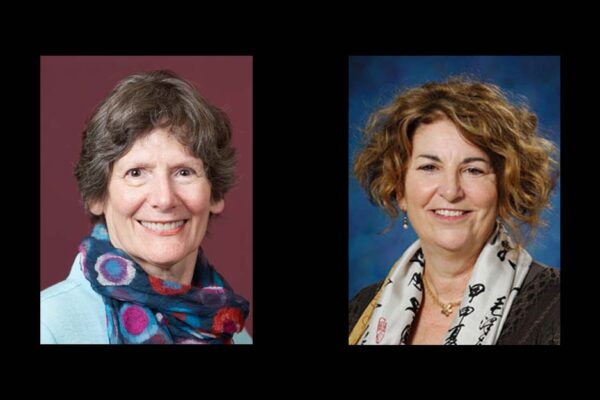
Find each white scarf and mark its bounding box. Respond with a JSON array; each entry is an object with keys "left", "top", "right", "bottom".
[{"left": 358, "top": 223, "right": 531, "bottom": 345}]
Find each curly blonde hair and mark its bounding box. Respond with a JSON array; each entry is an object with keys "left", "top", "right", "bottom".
[{"left": 353, "top": 76, "right": 559, "bottom": 244}]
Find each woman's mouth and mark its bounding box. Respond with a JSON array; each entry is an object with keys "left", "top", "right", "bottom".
[
  {"left": 430, "top": 209, "right": 471, "bottom": 221},
  {"left": 138, "top": 220, "right": 188, "bottom": 235}
]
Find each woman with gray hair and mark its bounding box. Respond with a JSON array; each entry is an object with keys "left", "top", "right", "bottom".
[{"left": 41, "top": 70, "right": 251, "bottom": 344}]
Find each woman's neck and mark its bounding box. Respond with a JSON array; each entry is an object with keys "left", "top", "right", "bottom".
[
  {"left": 133, "top": 251, "right": 197, "bottom": 285},
  {"left": 420, "top": 244, "right": 481, "bottom": 302}
]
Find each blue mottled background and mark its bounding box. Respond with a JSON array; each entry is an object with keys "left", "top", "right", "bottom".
[{"left": 349, "top": 56, "right": 560, "bottom": 300}]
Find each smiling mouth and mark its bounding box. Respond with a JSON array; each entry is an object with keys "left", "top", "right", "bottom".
[
  {"left": 433, "top": 209, "right": 469, "bottom": 217},
  {"left": 430, "top": 209, "right": 472, "bottom": 220},
  {"left": 137, "top": 220, "right": 188, "bottom": 234}
]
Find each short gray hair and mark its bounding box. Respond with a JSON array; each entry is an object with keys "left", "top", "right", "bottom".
[{"left": 74, "top": 70, "right": 236, "bottom": 222}]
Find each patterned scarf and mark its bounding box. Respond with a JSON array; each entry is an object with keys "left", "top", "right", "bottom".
[
  {"left": 350, "top": 222, "right": 531, "bottom": 345},
  {"left": 79, "top": 223, "right": 250, "bottom": 344}
]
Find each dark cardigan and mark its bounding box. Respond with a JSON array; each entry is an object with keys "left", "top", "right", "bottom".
[{"left": 349, "top": 261, "right": 560, "bottom": 345}]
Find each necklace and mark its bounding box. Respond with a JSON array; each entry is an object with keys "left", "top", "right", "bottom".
[{"left": 422, "top": 274, "right": 462, "bottom": 317}]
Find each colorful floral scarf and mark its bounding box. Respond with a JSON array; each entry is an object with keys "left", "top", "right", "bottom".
[{"left": 79, "top": 223, "right": 249, "bottom": 344}]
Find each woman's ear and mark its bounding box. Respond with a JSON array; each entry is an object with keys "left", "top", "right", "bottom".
[
  {"left": 397, "top": 193, "right": 407, "bottom": 211},
  {"left": 210, "top": 198, "right": 225, "bottom": 215},
  {"left": 89, "top": 200, "right": 105, "bottom": 216}
]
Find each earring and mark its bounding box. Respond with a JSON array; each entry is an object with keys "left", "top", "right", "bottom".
[{"left": 402, "top": 211, "right": 409, "bottom": 230}]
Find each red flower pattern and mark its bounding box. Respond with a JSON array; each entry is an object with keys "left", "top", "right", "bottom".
[
  {"left": 212, "top": 307, "right": 244, "bottom": 334},
  {"left": 149, "top": 275, "right": 191, "bottom": 295}
]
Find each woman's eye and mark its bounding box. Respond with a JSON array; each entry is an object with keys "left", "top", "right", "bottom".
[
  {"left": 465, "top": 167, "right": 484, "bottom": 175},
  {"left": 418, "top": 164, "right": 437, "bottom": 171},
  {"left": 177, "top": 168, "right": 195, "bottom": 177},
  {"left": 126, "top": 168, "right": 143, "bottom": 177}
]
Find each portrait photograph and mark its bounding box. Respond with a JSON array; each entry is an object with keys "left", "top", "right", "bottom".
[
  {"left": 348, "top": 55, "right": 560, "bottom": 345},
  {"left": 40, "top": 56, "right": 253, "bottom": 344}
]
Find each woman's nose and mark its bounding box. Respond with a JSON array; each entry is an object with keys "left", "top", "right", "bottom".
[
  {"left": 439, "top": 172, "right": 464, "bottom": 202},
  {"left": 148, "top": 177, "right": 178, "bottom": 210}
]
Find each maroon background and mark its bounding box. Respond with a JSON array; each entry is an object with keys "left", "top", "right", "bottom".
[{"left": 40, "top": 56, "right": 253, "bottom": 335}]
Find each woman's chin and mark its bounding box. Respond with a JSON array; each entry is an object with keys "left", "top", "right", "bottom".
[
  {"left": 141, "top": 243, "right": 193, "bottom": 262},
  {"left": 148, "top": 258, "right": 182, "bottom": 268},
  {"left": 136, "top": 251, "right": 188, "bottom": 270},
  {"left": 430, "top": 235, "right": 474, "bottom": 253}
]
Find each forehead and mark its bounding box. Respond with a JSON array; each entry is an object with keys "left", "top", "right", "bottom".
[
  {"left": 115, "top": 128, "right": 200, "bottom": 165},
  {"left": 412, "top": 119, "right": 488, "bottom": 158}
]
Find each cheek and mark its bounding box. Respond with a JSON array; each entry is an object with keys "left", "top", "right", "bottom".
[
  {"left": 405, "top": 177, "right": 437, "bottom": 206},
  {"left": 180, "top": 189, "right": 213, "bottom": 215},
  {"left": 467, "top": 184, "right": 498, "bottom": 209},
  {"left": 108, "top": 190, "right": 145, "bottom": 217}
]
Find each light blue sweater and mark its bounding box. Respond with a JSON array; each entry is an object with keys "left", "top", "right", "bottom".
[{"left": 40, "top": 254, "right": 253, "bottom": 344}]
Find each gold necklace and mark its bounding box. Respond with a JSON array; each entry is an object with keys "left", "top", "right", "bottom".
[{"left": 422, "top": 274, "right": 462, "bottom": 317}]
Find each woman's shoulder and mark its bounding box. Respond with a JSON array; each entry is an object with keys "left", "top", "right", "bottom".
[
  {"left": 497, "top": 260, "right": 560, "bottom": 345},
  {"left": 350, "top": 281, "right": 383, "bottom": 306},
  {"left": 41, "top": 278, "right": 84, "bottom": 303},
  {"left": 349, "top": 281, "right": 383, "bottom": 333},
  {"left": 41, "top": 273, "right": 107, "bottom": 344},
  {"left": 41, "top": 277, "right": 103, "bottom": 314},
  {"left": 526, "top": 261, "right": 560, "bottom": 286}
]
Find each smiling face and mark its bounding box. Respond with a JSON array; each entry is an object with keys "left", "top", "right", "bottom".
[
  {"left": 398, "top": 118, "right": 498, "bottom": 257},
  {"left": 90, "top": 127, "right": 224, "bottom": 281}
]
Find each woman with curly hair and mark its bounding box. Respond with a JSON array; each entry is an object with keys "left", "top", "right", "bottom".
[{"left": 349, "top": 77, "right": 559, "bottom": 345}]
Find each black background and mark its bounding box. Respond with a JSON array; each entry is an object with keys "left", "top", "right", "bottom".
[{"left": 18, "top": 41, "right": 585, "bottom": 379}]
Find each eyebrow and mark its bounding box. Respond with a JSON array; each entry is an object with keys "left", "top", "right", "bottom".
[
  {"left": 116, "top": 158, "right": 204, "bottom": 171},
  {"left": 170, "top": 162, "right": 205, "bottom": 171},
  {"left": 416, "top": 154, "right": 489, "bottom": 164}
]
